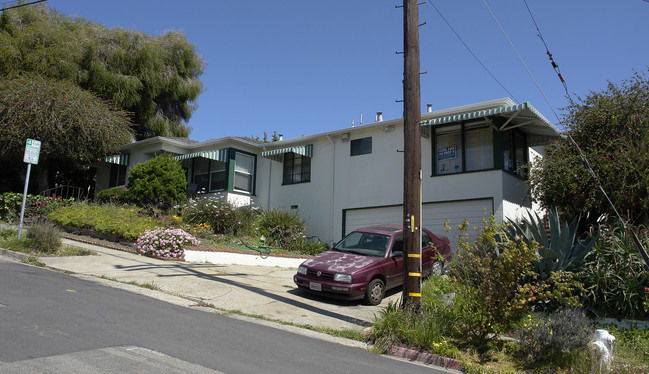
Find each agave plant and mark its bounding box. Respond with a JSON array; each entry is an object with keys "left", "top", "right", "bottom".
[{"left": 507, "top": 208, "right": 597, "bottom": 280}]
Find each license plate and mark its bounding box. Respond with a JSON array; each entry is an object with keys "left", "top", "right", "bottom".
[{"left": 309, "top": 282, "right": 322, "bottom": 291}]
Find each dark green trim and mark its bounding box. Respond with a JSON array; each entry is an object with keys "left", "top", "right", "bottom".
[
  {"left": 430, "top": 121, "right": 531, "bottom": 179},
  {"left": 227, "top": 148, "right": 236, "bottom": 191}
]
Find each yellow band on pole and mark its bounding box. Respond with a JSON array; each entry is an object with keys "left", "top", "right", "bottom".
[
  {"left": 407, "top": 253, "right": 421, "bottom": 258},
  {"left": 408, "top": 272, "right": 421, "bottom": 277},
  {"left": 411, "top": 215, "right": 415, "bottom": 232},
  {"left": 408, "top": 293, "right": 421, "bottom": 297}
]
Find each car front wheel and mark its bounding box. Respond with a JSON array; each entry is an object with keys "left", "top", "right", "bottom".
[{"left": 364, "top": 278, "right": 385, "bottom": 305}]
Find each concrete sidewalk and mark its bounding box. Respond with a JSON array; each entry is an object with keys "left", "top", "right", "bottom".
[{"left": 29, "top": 237, "right": 401, "bottom": 333}]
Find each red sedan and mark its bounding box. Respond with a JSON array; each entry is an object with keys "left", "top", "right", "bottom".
[{"left": 293, "top": 225, "right": 451, "bottom": 305}]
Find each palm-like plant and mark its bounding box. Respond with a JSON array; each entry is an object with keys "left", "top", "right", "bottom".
[{"left": 507, "top": 208, "right": 597, "bottom": 280}]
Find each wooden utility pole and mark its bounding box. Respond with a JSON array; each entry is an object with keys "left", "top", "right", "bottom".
[{"left": 401, "top": 0, "right": 422, "bottom": 309}]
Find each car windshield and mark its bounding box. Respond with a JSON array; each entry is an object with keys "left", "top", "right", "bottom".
[{"left": 333, "top": 232, "right": 390, "bottom": 257}]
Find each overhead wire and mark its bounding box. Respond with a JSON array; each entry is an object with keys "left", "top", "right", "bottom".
[
  {"left": 483, "top": 0, "right": 649, "bottom": 266},
  {"left": 523, "top": 0, "right": 574, "bottom": 104},
  {"left": 0, "top": 0, "right": 47, "bottom": 11},
  {"left": 425, "top": 0, "right": 519, "bottom": 102}
]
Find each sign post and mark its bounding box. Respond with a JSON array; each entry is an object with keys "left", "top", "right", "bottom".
[{"left": 18, "top": 138, "right": 41, "bottom": 239}]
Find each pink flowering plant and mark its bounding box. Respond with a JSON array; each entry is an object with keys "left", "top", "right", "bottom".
[{"left": 136, "top": 228, "right": 199, "bottom": 260}]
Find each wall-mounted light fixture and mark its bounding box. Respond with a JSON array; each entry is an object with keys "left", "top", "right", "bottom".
[
  {"left": 383, "top": 125, "right": 394, "bottom": 133},
  {"left": 341, "top": 133, "right": 350, "bottom": 142}
]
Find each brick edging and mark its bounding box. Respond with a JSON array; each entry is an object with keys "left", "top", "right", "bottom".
[
  {"left": 61, "top": 234, "right": 137, "bottom": 254},
  {"left": 388, "top": 346, "right": 463, "bottom": 370}
]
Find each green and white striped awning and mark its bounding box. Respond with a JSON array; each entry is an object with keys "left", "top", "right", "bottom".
[
  {"left": 103, "top": 154, "right": 129, "bottom": 166},
  {"left": 420, "top": 102, "right": 560, "bottom": 137},
  {"left": 174, "top": 149, "right": 228, "bottom": 162},
  {"left": 261, "top": 144, "right": 313, "bottom": 162}
]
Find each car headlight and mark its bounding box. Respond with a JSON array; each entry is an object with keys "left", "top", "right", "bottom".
[
  {"left": 334, "top": 273, "right": 352, "bottom": 283},
  {"left": 297, "top": 266, "right": 307, "bottom": 275}
]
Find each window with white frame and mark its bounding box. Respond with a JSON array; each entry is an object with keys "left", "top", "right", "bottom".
[{"left": 234, "top": 152, "right": 255, "bottom": 193}]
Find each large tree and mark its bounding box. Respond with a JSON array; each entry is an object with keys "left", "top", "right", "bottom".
[
  {"left": 0, "top": 4, "right": 204, "bottom": 139},
  {"left": 0, "top": 74, "right": 134, "bottom": 192},
  {"left": 529, "top": 70, "right": 649, "bottom": 226}
]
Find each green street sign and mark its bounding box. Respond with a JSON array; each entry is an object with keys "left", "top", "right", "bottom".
[{"left": 23, "top": 138, "right": 41, "bottom": 165}]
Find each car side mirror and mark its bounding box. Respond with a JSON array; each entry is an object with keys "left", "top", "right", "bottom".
[{"left": 391, "top": 251, "right": 403, "bottom": 258}]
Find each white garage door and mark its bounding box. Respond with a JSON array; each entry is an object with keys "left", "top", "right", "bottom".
[{"left": 344, "top": 199, "right": 493, "bottom": 249}]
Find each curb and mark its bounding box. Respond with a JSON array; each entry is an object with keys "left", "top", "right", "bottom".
[
  {"left": 0, "top": 248, "right": 31, "bottom": 262},
  {"left": 388, "top": 346, "right": 463, "bottom": 371}
]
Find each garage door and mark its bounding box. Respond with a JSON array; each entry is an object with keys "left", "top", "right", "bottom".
[{"left": 344, "top": 198, "right": 493, "bottom": 249}]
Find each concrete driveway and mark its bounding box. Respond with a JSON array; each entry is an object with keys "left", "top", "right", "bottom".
[{"left": 38, "top": 238, "right": 403, "bottom": 332}]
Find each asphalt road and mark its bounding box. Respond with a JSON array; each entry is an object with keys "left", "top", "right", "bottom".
[{"left": 0, "top": 258, "right": 448, "bottom": 373}]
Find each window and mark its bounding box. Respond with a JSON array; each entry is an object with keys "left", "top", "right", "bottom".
[
  {"left": 109, "top": 164, "right": 127, "bottom": 187},
  {"left": 465, "top": 127, "right": 493, "bottom": 171},
  {"left": 234, "top": 152, "right": 255, "bottom": 193},
  {"left": 193, "top": 158, "right": 210, "bottom": 193},
  {"left": 436, "top": 125, "right": 462, "bottom": 174},
  {"left": 350, "top": 137, "right": 372, "bottom": 156},
  {"left": 209, "top": 160, "right": 226, "bottom": 191},
  {"left": 432, "top": 122, "right": 529, "bottom": 177},
  {"left": 283, "top": 152, "right": 311, "bottom": 184},
  {"left": 503, "top": 130, "right": 528, "bottom": 177},
  {"left": 421, "top": 231, "right": 432, "bottom": 249}
]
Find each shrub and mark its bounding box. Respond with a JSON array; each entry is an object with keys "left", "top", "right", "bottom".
[
  {"left": 0, "top": 192, "right": 75, "bottom": 223},
  {"left": 447, "top": 216, "right": 543, "bottom": 349},
  {"left": 507, "top": 208, "right": 597, "bottom": 281},
  {"left": 372, "top": 275, "right": 463, "bottom": 358},
  {"left": 580, "top": 224, "right": 649, "bottom": 319},
  {"left": 48, "top": 204, "right": 159, "bottom": 241},
  {"left": 516, "top": 308, "right": 594, "bottom": 367},
  {"left": 136, "top": 227, "right": 198, "bottom": 259},
  {"left": 255, "top": 208, "right": 305, "bottom": 250},
  {"left": 96, "top": 186, "right": 129, "bottom": 204},
  {"left": 127, "top": 154, "right": 187, "bottom": 209},
  {"left": 182, "top": 196, "right": 241, "bottom": 235},
  {"left": 26, "top": 221, "right": 62, "bottom": 254},
  {"left": 289, "top": 236, "right": 329, "bottom": 256}
]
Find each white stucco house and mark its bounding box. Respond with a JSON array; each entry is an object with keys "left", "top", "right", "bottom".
[{"left": 96, "top": 97, "right": 560, "bottom": 246}]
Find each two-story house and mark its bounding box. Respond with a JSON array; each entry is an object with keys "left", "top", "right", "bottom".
[{"left": 96, "top": 97, "right": 560, "bottom": 246}]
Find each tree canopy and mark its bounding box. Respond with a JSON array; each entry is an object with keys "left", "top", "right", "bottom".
[
  {"left": 0, "top": 4, "right": 205, "bottom": 139},
  {"left": 529, "top": 70, "right": 649, "bottom": 226},
  {"left": 0, "top": 74, "right": 134, "bottom": 190}
]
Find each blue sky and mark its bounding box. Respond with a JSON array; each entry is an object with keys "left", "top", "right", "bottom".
[{"left": 50, "top": 0, "right": 649, "bottom": 142}]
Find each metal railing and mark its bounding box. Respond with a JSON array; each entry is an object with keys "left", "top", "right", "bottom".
[{"left": 40, "top": 185, "right": 87, "bottom": 200}]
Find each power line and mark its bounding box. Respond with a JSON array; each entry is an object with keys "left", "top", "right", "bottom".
[
  {"left": 426, "top": 0, "right": 519, "bottom": 102},
  {"left": 499, "top": 0, "right": 649, "bottom": 267},
  {"left": 523, "top": 0, "right": 574, "bottom": 104},
  {"left": 1, "top": 0, "right": 47, "bottom": 12}
]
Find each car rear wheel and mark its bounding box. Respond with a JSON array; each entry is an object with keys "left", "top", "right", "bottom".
[{"left": 364, "top": 278, "right": 385, "bottom": 305}]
